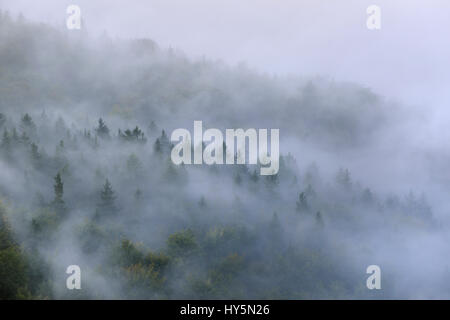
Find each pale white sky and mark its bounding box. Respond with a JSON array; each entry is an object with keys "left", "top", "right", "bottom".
[{"left": 2, "top": 0, "right": 450, "bottom": 107}]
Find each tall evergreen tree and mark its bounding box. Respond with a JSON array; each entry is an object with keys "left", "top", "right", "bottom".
[
  {"left": 30, "top": 143, "right": 41, "bottom": 164},
  {"left": 97, "top": 179, "right": 117, "bottom": 217},
  {"left": 20, "top": 113, "right": 36, "bottom": 135},
  {"left": 0, "top": 202, "right": 28, "bottom": 299},
  {"left": 52, "top": 173, "right": 66, "bottom": 215},
  {"left": 95, "top": 118, "right": 110, "bottom": 139},
  {"left": 154, "top": 138, "right": 161, "bottom": 153}
]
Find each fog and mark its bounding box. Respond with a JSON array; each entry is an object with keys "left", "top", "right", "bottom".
[
  {"left": 3, "top": 0, "right": 450, "bottom": 102},
  {"left": 0, "top": 2, "right": 450, "bottom": 299}
]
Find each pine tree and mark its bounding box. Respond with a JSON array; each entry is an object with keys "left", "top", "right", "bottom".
[
  {"left": 95, "top": 118, "right": 110, "bottom": 139},
  {"left": 97, "top": 179, "right": 117, "bottom": 217},
  {"left": 21, "top": 113, "right": 34, "bottom": 126},
  {"left": 52, "top": 173, "right": 66, "bottom": 214},
  {"left": 161, "top": 129, "right": 167, "bottom": 141},
  {"left": 0, "top": 203, "right": 14, "bottom": 250},
  {"left": 119, "top": 126, "right": 146, "bottom": 143},
  {"left": 132, "top": 126, "right": 145, "bottom": 141},
  {"left": 20, "top": 113, "right": 36, "bottom": 134},
  {"left": 30, "top": 143, "right": 41, "bottom": 163},
  {"left": 154, "top": 138, "right": 161, "bottom": 153},
  {"left": 54, "top": 173, "right": 63, "bottom": 202},
  {"left": 101, "top": 179, "right": 115, "bottom": 203},
  {"left": 0, "top": 201, "right": 28, "bottom": 299}
]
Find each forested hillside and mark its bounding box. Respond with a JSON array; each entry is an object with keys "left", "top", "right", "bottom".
[{"left": 0, "top": 11, "right": 445, "bottom": 299}]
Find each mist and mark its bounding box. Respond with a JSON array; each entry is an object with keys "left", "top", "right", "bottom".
[{"left": 0, "top": 2, "right": 449, "bottom": 299}]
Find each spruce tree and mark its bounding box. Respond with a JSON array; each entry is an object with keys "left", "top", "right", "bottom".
[
  {"left": 154, "top": 138, "right": 161, "bottom": 153},
  {"left": 97, "top": 179, "right": 117, "bottom": 217},
  {"left": 52, "top": 173, "right": 66, "bottom": 215},
  {"left": 20, "top": 113, "right": 36, "bottom": 135},
  {"left": 95, "top": 118, "right": 110, "bottom": 139}
]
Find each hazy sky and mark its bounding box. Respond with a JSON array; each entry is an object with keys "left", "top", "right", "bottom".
[{"left": 2, "top": 0, "right": 449, "bottom": 107}]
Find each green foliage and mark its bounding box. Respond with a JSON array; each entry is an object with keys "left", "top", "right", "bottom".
[
  {"left": 51, "top": 172, "right": 65, "bottom": 215},
  {"left": 110, "top": 239, "right": 170, "bottom": 297},
  {"left": 53, "top": 173, "right": 64, "bottom": 204},
  {"left": 113, "top": 239, "right": 146, "bottom": 267},
  {"left": 0, "top": 207, "right": 14, "bottom": 250},
  {"left": 0, "top": 16, "right": 438, "bottom": 300},
  {"left": 31, "top": 208, "right": 60, "bottom": 238},
  {"left": 0, "top": 247, "right": 28, "bottom": 299},
  {"left": 144, "top": 252, "right": 170, "bottom": 272},
  {"left": 76, "top": 220, "right": 108, "bottom": 254},
  {"left": 210, "top": 253, "right": 244, "bottom": 283},
  {"left": 124, "top": 263, "right": 165, "bottom": 292},
  {"left": 0, "top": 202, "right": 30, "bottom": 299},
  {"left": 167, "top": 229, "right": 197, "bottom": 257}
]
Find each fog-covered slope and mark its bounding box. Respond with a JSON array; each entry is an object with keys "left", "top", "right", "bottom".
[{"left": 0, "top": 12, "right": 447, "bottom": 299}]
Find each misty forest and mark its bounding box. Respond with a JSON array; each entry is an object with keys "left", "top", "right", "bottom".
[{"left": 0, "top": 12, "right": 448, "bottom": 299}]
